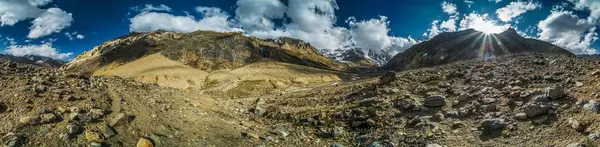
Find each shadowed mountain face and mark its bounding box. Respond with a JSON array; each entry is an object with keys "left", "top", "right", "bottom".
[
  {"left": 64, "top": 30, "right": 343, "bottom": 74},
  {"left": 0, "top": 54, "right": 65, "bottom": 68},
  {"left": 384, "top": 28, "right": 574, "bottom": 71}
]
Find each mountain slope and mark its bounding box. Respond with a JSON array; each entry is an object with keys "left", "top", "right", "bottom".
[
  {"left": 0, "top": 54, "right": 64, "bottom": 68},
  {"left": 64, "top": 30, "right": 344, "bottom": 74},
  {"left": 384, "top": 28, "right": 574, "bottom": 71},
  {"left": 63, "top": 30, "right": 346, "bottom": 90}
]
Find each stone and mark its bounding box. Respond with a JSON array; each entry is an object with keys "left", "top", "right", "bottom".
[
  {"left": 394, "top": 99, "right": 415, "bottom": 110},
  {"left": 84, "top": 130, "right": 104, "bottom": 142},
  {"left": 149, "top": 134, "right": 163, "bottom": 145},
  {"left": 379, "top": 71, "right": 397, "bottom": 84},
  {"left": 329, "top": 127, "right": 344, "bottom": 138},
  {"left": 523, "top": 103, "right": 551, "bottom": 118},
  {"left": 251, "top": 106, "right": 266, "bottom": 116},
  {"left": 90, "top": 142, "right": 103, "bottom": 147},
  {"left": 101, "top": 123, "right": 115, "bottom": 138},
  {"left": 40, "top": 113, "right": 57, "bottom": 123},
  {"left": 330, "top": 143, "right": 344, "bottom": 147},
  {"left": 583, "top": 101, "right": 600, "bottom": 113},
  {"left": 67, "top": 124, "right": 80, "bottom": 135},
  {"left": 426, "top": 144, "right": 443, "bottom": 147},
  {"left": 109, "top": 113, "right": 129, "bottom": 127},
  {"left": 89, "top": 109, "right": 104, "bottom": 119},
  {"left": 514, "top": 113, "right": 528, "bottom": 120},
  {"left": 480, "top": 98, "right": 497, "bottom": 104},
  {"left": 241, "top": 132, "right": 259, "bottom": 139},
  {"left": 546, "top": 86, "right": 565, "bottom": 99},
  {"left": 569, "top": 118, "right": 585, "bottom": 132},
  {"left": 451, "top": 121, "right": 463, "bottom": 129},
  {"left": 576, "top": 82, "right": 583, "bottom": 87},
  {"left": 64, "top": 95, "right": 76, "bottom": 101},
  {"left": 480, "top": 118, "right": 507, "bottom": 131},
  {"left": 431, "top": 113, "right": 445, "bottom": 121},
  {"left": 19, "top": 115, "right": 41, "bottom": 125},
  {"left": 423, "top": 95, "right": 446, "bottom": 108},
  {"left": 136, "top": 138, "right": 154, "bottom": 147},
  {"left": 457, "top": 93, "right": 469, "bottom": 102}
]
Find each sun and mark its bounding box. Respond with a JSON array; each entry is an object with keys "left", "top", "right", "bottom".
[{"left": 470, "top": 18, "right": 507, "bottom": 34}]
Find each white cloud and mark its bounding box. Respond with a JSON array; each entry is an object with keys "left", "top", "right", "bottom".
[
  {"left": 442, "top": 1, "right": 458, "bottom": 15},
  {"left": 28, "top": 0, "right": 52, "bottom": 7},
  {"left": 142, "top": 4, "right": 172, "bottom": 12},
  {"left": 235, "top": 0, "right": 286, "bottom": 32},
  {"left": 4, "top": 43, "right": 72, "bottom": 60},
  {"left": 28, "top": 8, "right": 73, "bottom": 39},
  {"left": 496, "top": 1, "right": 541, "bottom": 22},
  {"left": 0, "top": 0, "right": 44, "bottom": 26},
  {"left": 459, "top": 13, "right": 509, "bottom": 33},
  {"left": 347, "top": 16, "right": 416, "bottom": 54},
  {"left": 568, "top": 0, "right": 600, "bottom": 21},
  {"left": 440, "top": 18, "right": 458, "bottom": 32},
  {"left": 464, "top": 0, "right": 474, "bottom": 8},
  {"left": 489, "top": 0, "right": 502, "bottom": 3},
  {"left": 537, "top": 10, "right": 597, "bottom": 54},
  {"left": 425, "top": 20, "right": 442, "bottom": 39},
  {"left": 65, "top": 32, "right": 84, "bottom": 40},
  {"left": 129, "top": 6, "right": 242, "bottom": 33}
]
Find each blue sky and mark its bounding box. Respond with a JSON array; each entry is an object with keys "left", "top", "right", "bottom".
[{"left": 0, "top": 0, "right": 599, "bottom": 60}]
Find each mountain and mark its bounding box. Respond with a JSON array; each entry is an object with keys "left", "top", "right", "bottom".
[
  {"left": 63, "top": 30, "right": 345, "bottom": 91},
  {"left": 578, "top": 54, "right": 600, "bottom": 60},
  {"left": 384, "top": 28, "right": 574, "bottom": 71},
  {"left": 320, "top": 48, "right": 392, "bottom": 67},
  {"left": 0, "top": 54, "right": 64, "bottom": 68}
]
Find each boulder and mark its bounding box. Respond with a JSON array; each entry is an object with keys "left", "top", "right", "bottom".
[
  {"left": 423, "top": 95, "right": 446, "bottom": 108},
  {"left": 523, "top": 103, "right": 551, "bottom": 118},
  {"left": 379, "top": 71, "right": 397, "bottom": 84},
  {"left": 480, "top": 118, "right": 507, "bottom": 131}
]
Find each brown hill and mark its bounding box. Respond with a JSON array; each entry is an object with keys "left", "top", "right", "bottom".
[{"left": 384, "top": 28, "right": 574, "bottom": 71}]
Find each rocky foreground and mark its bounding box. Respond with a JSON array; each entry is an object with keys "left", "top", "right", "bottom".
[{"left": 1, "top": 53, "right": 600, "bottom": 147}]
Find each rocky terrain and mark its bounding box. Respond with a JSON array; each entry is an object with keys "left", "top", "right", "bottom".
[
  {"left": 385, "top": 28, "right": 574, "bottom": 71},
  {"left": 3, "top": 52, "right": 600, "bottom": 146}
]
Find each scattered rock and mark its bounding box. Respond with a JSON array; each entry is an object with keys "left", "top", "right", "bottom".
[
  {"left": 394, "top": 99, "right": 415, "bottom": 110},
  {"left": 101, "top": 123, "right": 116, "bottom": 138},
  {"left": 423, "top": 95, "right": 446, "bottom": 108},
  {"left": 40, "top": 113, "right": 57, "bottom": 123},
  {"left": 514, "top": 113, "right": 528, "bottom": 120},
  {"left": 431, "top": 113, "right": 445, "bottom": 122},
  {"left": 241, "top": 132, "right": 259, "bottom": 140},
  {"left": 569, "top": 118, "right": 586, "bottom": 132},
  {"left": 251, "top": 106, "right": 266, "bottom": 116},
  {"left": 19, "top": 115, "right": 41, "bottom": 125},
  {"left": 546, "top": 86, "right": 566, "bottom": 100},
  {"left": 136, "top": 137, "right": 154, "bottom": 147},
  {"left": 67, "top": 124, "right": 81, "bottom": 135},
  {"left": 109, "top": 113, "right": 129, "bottom": 127},
  {"left": 583, "top": 101, "right": 600, "bottom": 113},
  {"left": 379, "top": 71, "right": 397, "bottom": 84},
  {"left": 84, "top": 130, "right": 104, "bottom": 142},
  {"left": 523, "top": 103, "right": 551, "bottom": 118},
  {"left": 480, "top": 98, "right": 497, "bottom": 104},
  {"left": 149, "top": 134, "right": 163, "bottom": 145},
  {"left": 480, "top": 118, "right": 507, "bottom": 131},
  {"left": 330, "top": 143, "right": 344, "bottom": 147},
  {"left": 426, "top": 144, "right": 443, "bottom": 147}
]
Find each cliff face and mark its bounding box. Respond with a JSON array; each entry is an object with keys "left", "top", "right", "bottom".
[
  {"left": 384, "top": 28, "right": 574, "bottom": 71},
  {"left": 64, "top": 30, "right": 343, "bottom": 74}
]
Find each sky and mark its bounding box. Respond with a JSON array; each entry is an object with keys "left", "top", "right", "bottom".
[{"left": 0, "top": 0, "right": 599, "bottom": 61}]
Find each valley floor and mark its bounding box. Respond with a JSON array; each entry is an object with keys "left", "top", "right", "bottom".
[{"left": 2, "top": 53, "right": 600, "bottom": 147}]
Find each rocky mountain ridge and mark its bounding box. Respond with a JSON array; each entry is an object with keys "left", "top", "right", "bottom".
[
  {"left": 0, "top": 54, "right": 64, "bottom": 68},
  {"left": 385, "top": 28, "right": 574, "bottom": 71}
]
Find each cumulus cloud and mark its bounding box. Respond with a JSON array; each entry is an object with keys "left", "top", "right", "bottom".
[
  {"left": 568, "top": 0, "right": 600, "bottom": 21},
  {"left": 128, "top": 0, "right": 417, "bottom": 54},
  {"left": 460, "top": 13, "right": 510, "bottom": 33},
  {"left": 442, "top": 1, "right": 458, "bottom": 15},
  {"left": 537, "top": 10, "right": 597, "bottom": 54},
  {"left": 28, "top": 8, "right": 73, "bottom": 39},
  {"left": 28, "top": 0, "right": 52, "bottom": 7},
  {"left": 489, "top": 0, "right": 502, "bottom": 3},
  {"left": 129, "top": 6, "right": 242, "bottom": 33},
  {"left": 235, "top": 0, "right": 286, "bottom": 32},
  {"left": 76, "top": 34, "right": 84, "bottom": 39},
  {"left": 0, "top": 0, "right": 72, "bottom": 39},
  {"left": 3, "top": 43, "right": 73, "bottom": 60},
  {"left": 0, "top": 0, "right": 44, "bottom": 26},
  {"left": 496, "top": 1, "right": 541, "bottom": 22},
  {"left": 347, "top": 16, "right": 417, "bottom": 53}
]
